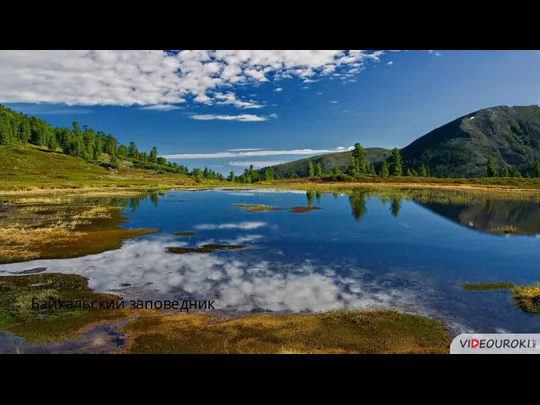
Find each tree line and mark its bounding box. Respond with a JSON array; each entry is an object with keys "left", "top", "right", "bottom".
[
  {"left": 486, "top": 153, "right": 540, "bottom": 178},
  {"left": 0, "top": 104, "right": 194, "bottom": 175}
]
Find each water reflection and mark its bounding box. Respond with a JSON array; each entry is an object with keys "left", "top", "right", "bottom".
[
  {"left": 390, "top": 198, "right": 401, "bottom": 218},
  {"left": 348, "top": 191, "right": 367, "bottom": 221},
  {"left": 306, "top": 191, "right": 314, "bottom": 206},
  {"left": 417, "top": 200, "right": 540, "bottom": 235}
]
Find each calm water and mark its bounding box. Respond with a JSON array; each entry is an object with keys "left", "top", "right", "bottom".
[{"left": 2, "top": 188, "right": 540, "bottom": 337}]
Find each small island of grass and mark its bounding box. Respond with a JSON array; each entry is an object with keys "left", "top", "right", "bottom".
[
  {"left": 166, "top": 244, "right": 246, "bottom": 254},
  {"left": 512, "top": 284, "right": 540, "bottom": 315},
  {"left": 462, "top": 282, "right": 515, "bottom": 291},
  {"left": 289, "top": 206, "right": 323, "bottom": 213},
  {"left": 173, "top": 231, "right": 196, "bottom": 236},
  {"left": 233, "top": 203, "right": 281, "bottom": 212}
]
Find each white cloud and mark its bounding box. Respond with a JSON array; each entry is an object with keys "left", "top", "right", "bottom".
[
  {"left": 213, "top": 92, "right": 262, "bottom": 109},
  {"left": 140, "top": 104, "right": 182, "bottom": 111},
  {"left": 228, "top": 148, "right": 264, "bottom": 152},
  {"left": 269, "top": 113, "right": 278, "bottom": 119},
  {"left": 300, "top": 86, "right": 310, "bottom": 90},
  {"left": 274, "top": 88, "right": 283, "bottom": 92},
  {"left": 330, "top": 100, "right": 338, "bottom": 104},
  {"left": 194, "top": 222, "right": 268, "bottom": 230},
  {"left": 317, "top": 92, "right": 323, "bottom": 95},
  {"left": 161, "top": 146, "right": 354, "bottom": 159},
  {"left": 0, "top": 50, "right": 407, "bottom": 109},
  {"left": 190, "top": 114, "right": 268, "bottom": 122},
  {"left": 386, "top": 61, "right": 393, "bottom": 66},
  {"left": 428, "top": 50, "right": 442, "bottom": 56},
  {"left": 229, "top": 161, "right": 287, "bottom": 168}
]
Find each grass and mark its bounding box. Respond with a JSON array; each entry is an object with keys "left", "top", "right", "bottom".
[
  {"left": 0, "top": 197, "right": 159, "bottom": 264},
  {"left": 0, "top": 143, "right": 229, "bottom": 195},
  {"left": 462, "top": 282, "right": 515, "bottom": 291},
  {"left": 462, "top": 281, "right": 540, "bottom": 315},
  {"left": 489, "top": 225, "right": 518, "bottom": 235},
  {"left": 173, "top": 231, "right": 196, "bottom": 236},
  {"left": 233, "top": 203, "right": 282, "bottom": 212},
  {"left": 289, "top": 206, "right": 323, "bottom": 213},
  {"left": 512, "top": 285, "right": 540, "bottom": 315},
  {"left": 120, "top": 309, "right": 451, "bottom": 354},
  {"left": 0, "top": 273, "right": 130, "bottom": 342},
  {"left": 166, "top": 244, "right": 246, "bottom": 254}
]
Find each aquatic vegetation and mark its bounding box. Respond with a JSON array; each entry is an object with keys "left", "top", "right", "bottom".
[
  {"left": 121, "top": 309, "right": 451, "bottom": 354},
  {"left": 233, "top": 203, "right": 281, "bottom": 212},
  {"left": 512, "top": 284, "right": 540, "bottom": 315},
  {"left": 462, "top": 282, "right": 515, "bottom": 291},
  {"left": 0, "top": 273, "right": 130, "bottom": 343},
  {"left": 0, "top": 201, "right": 158, "bottom": 264},
  {"left": 173, "top": 231, "right": 196, "bottom": 236},
  {"left": 289, "top": 206, "right": 323, "bottom": 213},
  {"left": 166, "top": 244, "right": 246, "bottom": 254}
]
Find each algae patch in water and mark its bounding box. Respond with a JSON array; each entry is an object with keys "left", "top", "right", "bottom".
[
  {"left": 120, "top": 309, "right": 451, "bottom": 354},
  {"left": 233, "top": 204, "right": 282, "bottom": 212},
  {"left": 0, "top": 273, "right": 130, "bottom": 343},
  {"left": 166, "top": 244, "right": 246, "bottom": 254},
  {"left": 462, "top": 282, "right": 515, "bottom": 291}
]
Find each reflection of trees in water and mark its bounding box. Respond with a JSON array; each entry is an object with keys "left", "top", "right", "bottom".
[
  {"left": 306, "top": 191, "right": 314, "bottom": 206},
  {"left": 332, "top": 192, "right": 339, "bottom": 199},
  {"left": 150, "top": 192, "right": 159, "bottom": 207},
  {"left": 348, "top": 191, "right": 367, "bottom": 221},
  {"left": 390, "top": 198, "right": 402, "bottom": 218},
  {"left": 485, "top": 199, "right": 493, "bottom": 214},
  {"left": 315, "top": 191, "right": 322, "bottom": 204}
]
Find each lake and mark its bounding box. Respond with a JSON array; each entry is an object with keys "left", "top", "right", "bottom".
[{"left": 2, "top": 188, "right": 540, "bottom": 337}]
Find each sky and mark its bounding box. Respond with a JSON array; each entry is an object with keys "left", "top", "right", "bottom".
[{"left": 1, "top": 50, "right": 539, "bottom": 174}]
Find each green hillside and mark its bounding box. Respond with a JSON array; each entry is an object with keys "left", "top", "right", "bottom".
[
  {"left": 257, "top": 148, "right": 391, "bottom": 178},
  {"left": 257, "top": 105, "right": 540, "bottom": 179},
  {"left": 400, "top": 105, "right": 540, "bottom": 177}
]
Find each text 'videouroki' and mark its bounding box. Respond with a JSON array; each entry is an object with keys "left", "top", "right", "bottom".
[{"left": 450, "top": 334, "right": 540, "bottom": 354}]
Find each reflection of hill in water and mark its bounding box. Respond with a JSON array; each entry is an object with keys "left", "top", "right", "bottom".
[{"left": 416, "top": 200, "right": 540, "bottom": 235}]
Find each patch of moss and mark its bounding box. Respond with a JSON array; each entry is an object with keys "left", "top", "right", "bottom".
[
  {"left": 462, "top": 282, "right": 515, "bottom": 291},
  {"left": 233, "top": 203, "right": 281, "bottom": 212},
  {"left": 173, "top": 231, "right": 196, "bottom": 236},
  {"left": 166, "top": 244, "right": 246, "bottom": 254},
  {"left": 512, "top": 284, "right": 540, "bottom": 315},
  {"left": 289, "top": 206, "right": 323, "bottom": 213},
  {"left": 0, "top": 273, "right": 130, "bottom": 342},
  {"left": 121, "top": 309, "right": 451, "bottom": 354}
]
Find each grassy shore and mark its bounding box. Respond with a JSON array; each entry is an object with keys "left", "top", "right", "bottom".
[{"left": 463, "top": 282, "right": 540, "bottom": 315}]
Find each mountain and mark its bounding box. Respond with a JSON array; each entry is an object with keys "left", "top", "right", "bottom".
[
  {"left": 258, "top": 105, "right": 540, "bottom": 178},
  {"left": 257, "top": 148, "right": 392, "bottom": 178},
  {"left": 400, "top": 105, "right": 540, "bottom": 177}
]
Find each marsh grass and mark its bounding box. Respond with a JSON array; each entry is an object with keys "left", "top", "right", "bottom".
[
  {"left": 462, "top": 282, "right": 515, "bottom": 291},
  {"left": 121, "top": 309, "right": 451, "bottom": 354},
  {"left": 489, "top": 226, "right": 518, "bottom": 235},
  {"left": 166, "top": 244, "right": 246, "bottom": 254},
  {"left": 0, "top": 273, "right": 130, "bottom": 342},
  {"left": 0, "top": 201, "right": 158, "bottom": 264},
  {"left": 512, "top": 285, "right": 540, "bottom": 315},
  {"left": 233, "top": 204, "right": 282, "bottom": 212},
  {"left": 173, "top": 231, "right": 196, "bottom": 236},
  {"left": 289, "top": 206, "right": 323, "bottom": 213}
]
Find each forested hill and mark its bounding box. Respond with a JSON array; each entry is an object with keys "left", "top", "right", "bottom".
[
  {"left": 0, "top": 103, "right": 198, "bottom": 177},
  {"left": 256, "top": 148, "right": 392, "bottom": 179},
  {"left": 399, "top": 105, "right": 540, "bottom": 177},
  {"left": 257, "top": 105, "right": 540, "bottom": 179}
]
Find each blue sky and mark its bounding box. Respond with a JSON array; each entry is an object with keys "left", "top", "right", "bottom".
[{"left": 2, "top": 50, "right": 539, "bottom": 174}]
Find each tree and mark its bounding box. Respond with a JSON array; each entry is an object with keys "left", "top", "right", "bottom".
[
  {"left": 419, "top": 164, "right": 428, "bottom": 177},
  {"left": 149, "top": 146, "right": 158, "bottom": 163},
  {"left": 117, "top": 144, "right": 128, "bottom": 159},
  {"left": 192, "top": 168, "right": 202, "bottom": 183},
  {"left": 228, "top": 171, "right": 235, "bottom": 182},
  {"left": 316, "top": 162, "right": 323, "bottom": 177},
  {"left": 369, "top": 164, "right": 376, "bottom": 175},
  {"left": 390, "top": 148, "right": 402, "bottom": 176},
  {"left": 503, "top": 166, "right": 510, "bottom": 177},
  {"left": 380, "top": 160, "right": 389, "bottom": 177},
  {"left": 486, "top": 153, "right": 496, "bottom": 177},
  {"left": 251, "top": 171, "right": 260, "bottom": 182},
  {"left": 352, "top": 143, "right": 367, "bottom": 174},
  {"left": 203, "top": 167, "right": 209, "bottom": 178},
  {"left": 47, "top": 132, "right": 58, "bottom": 151},
  {"left": 307, "top": 160, "right": 315, "bottom": 177},
  {"left": 347, "top": 155, "right": 359, "bottom": 177},
  {"left": 406, "top": 168, "right": 413, "bottom": 176},
  {"left": 0, "top": 120, "right": 11, "bottom": 145},
  {"left": 128, "top": 141, "right": 138, "bottom": 158},
  {"left": 331, "top": 165, "right": 341, "bottom": 175},
  {"left": 264, "top": 168, "right": 274, "bottom": 181},
  {"left": 535, "top": 161, "right": 540, "bottom": 178}
]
